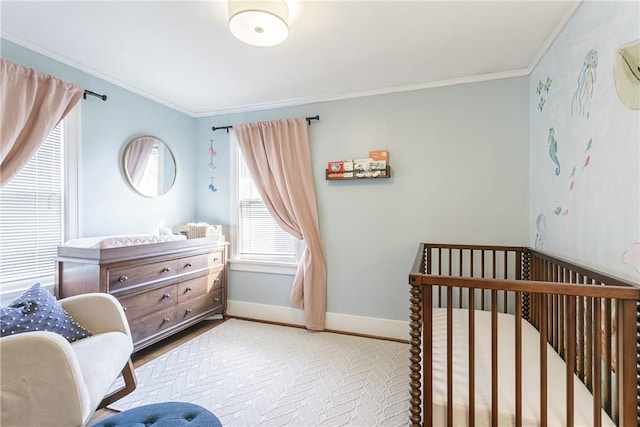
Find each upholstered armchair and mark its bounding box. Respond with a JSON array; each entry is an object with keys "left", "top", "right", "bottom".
[{"left": 1, "top": 293, "right": 136, "bottom": 426}]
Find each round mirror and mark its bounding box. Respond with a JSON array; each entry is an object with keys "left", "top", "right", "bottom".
[{"left": 123, "top": 135, "right": 176, "bottom": 197}]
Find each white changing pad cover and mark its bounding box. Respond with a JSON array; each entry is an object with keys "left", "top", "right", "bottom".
[
  {"left": 64, "top": 234, "right": 187, "bottom": 249},
  {"left": 430, "top": 308, "right": 615, "bottom": 427}
]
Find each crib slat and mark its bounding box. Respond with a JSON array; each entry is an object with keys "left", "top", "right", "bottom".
[
  {"left": 515, "top": 291, "right": 522, "bottom": 427},
  {"left": 423, "top": 285, "right": 433, "bottom": 426},
  {"left": 447, "top": 286, "right": 453, "bottom": 427},
  {"left": 578, "top": 294, "right": 585, "bottom": 380},
  {"left": 459, "top": 250, "right": 463, "bottom": 308},
  {"left": 481, "top": 251, "right": 486, "bottom": 310},
  {"left": 552, "top": 294, "right": 557, "bottom": 350},
  {"left": 438, "top": 248, "right": 442, "bottom": 307},
  {"left": 586, "top": 296, "right": 593, "bottom": 392},
  {"left": 491, "top": 290, "right": 498, "bottom": 427},
  {"left": 503, "top": 251, "right": 508, "bottom": 313},
  {"left": 540, "top": 293, "right": 548, "bottom": 427},
  {"left": 594, "top": 297, "right": 602, "bottom": 427},
  {"left": 617, "top": 298, "right": 637, "bottom": 426},
  {"left": 604, "top": 298, "right": 612, "bottom": 415},
  {"left": 469, "top": 288, "right": 476, "bottom": 427},
  {"left": 559, "top": 293, "right": 565, "bottom": 358},
  {"left": 566, "top": 295, "right": 576, "bottom": 427}
]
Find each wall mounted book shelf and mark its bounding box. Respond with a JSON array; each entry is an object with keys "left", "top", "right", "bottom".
[{"left": 325, "top": 165, "right": 391, "bottom": 180}]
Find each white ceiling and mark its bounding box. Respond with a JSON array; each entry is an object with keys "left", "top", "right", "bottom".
[{"left": 1, "top": 1, "right": 579, "bottom": 117}]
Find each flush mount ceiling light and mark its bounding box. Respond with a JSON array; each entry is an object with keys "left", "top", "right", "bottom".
[{"left": 228, "top": 0, "right": 289, "bottom": 47}]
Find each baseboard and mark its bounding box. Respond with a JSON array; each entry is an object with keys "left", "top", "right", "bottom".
[{"left": 226, "top": 300, "right": 409, "bottom": 341}]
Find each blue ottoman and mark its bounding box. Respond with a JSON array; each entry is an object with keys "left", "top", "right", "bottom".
[{"left": 92, "top": 402, "right": 222, "bottom": 427}]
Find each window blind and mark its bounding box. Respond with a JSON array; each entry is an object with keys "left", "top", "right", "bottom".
[
  {"left": 0, "top": 123, "right": 64, "bottom": 285},
  {"left": 238, "top": 148, "right": 297, "bottom": 260}
]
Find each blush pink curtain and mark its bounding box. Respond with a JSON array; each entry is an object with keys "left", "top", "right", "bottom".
[
  {"left": 234, "top": 118, "right": 327, "bottom": 330},
  {"left": 1, "top": 59, "right": 84, "bottom": 187}
]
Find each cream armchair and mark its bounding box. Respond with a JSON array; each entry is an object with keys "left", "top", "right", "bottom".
[{"left": 1, "top": 293, "right": 136, "bottom": 427}]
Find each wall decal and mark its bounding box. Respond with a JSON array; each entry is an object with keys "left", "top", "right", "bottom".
[
  {"left": 548, "top": 128, "right": 561, "bottom": 175},
  {"left": 207, "top": 138, "right": 218, "bottom": 192},
  {"left": 535, "top": 77, "right": 553, "bottom": 112},
  {"left": 622, "top": 243, "right": 640, "bottom": 275},
  {"left": 534, "top": 214, "right": 547, "bottom": 249},
  {"left": 553, "top": 207, "right": 568, "bottom": 216},
  {"left": 571, "top": 49, "right": 598, "bottom": 118},
  {"left": 613, "top": 39, "right": 640, "bottom": 110}
]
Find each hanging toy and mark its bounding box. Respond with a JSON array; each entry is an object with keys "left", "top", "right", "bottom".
[
  {"left": 207, "top": 138, "right": 218, "bottom": 191},
  {"left": 208, "top": 139, "right": 216, "bottom": 171}
]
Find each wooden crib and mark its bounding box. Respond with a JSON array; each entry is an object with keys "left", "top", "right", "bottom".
[{"left": 408, "top": 243, "right": 639, "bottom": 427}]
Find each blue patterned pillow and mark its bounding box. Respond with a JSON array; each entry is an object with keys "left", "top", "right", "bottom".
[{"left": 0, "top": 283, "right": 92, "bottom": 342}]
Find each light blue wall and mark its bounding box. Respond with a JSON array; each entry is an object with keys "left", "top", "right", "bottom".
[
  {"left": 196, "top": 77, "right": 531, "bottom": 320},
  {"left": 2, "top": 38, "right": 531, "bottom": 323},
  {"left": 529, "top": 1, "right": 640, "bottom": 282},
  {"left": 1, "top": 39, "right": 197, "bottom": 237}
]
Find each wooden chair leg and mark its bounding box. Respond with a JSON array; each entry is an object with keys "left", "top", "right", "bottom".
[{"left": 98, "top": 359, "right": 137, "bottom": 409}]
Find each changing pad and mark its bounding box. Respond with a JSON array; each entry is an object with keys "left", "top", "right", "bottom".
[{"left": 63, "top": 234, "right": 187, "bottom": 249}]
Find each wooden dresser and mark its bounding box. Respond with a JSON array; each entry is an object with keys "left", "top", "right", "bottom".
[{"left": 56, "top": 237, "right": 228, "bottom": 351}]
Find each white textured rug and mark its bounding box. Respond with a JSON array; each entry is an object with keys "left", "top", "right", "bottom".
[{"left": 109, "top": 319, "right": 410, "bottom": 426}]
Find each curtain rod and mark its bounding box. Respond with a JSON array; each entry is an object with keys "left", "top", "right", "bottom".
[
  {"left": 83, "top": 89, "right": 107, "bottom": 101},
  {"left": 211, "top": 115, "right": 319, "bottom": 133}
]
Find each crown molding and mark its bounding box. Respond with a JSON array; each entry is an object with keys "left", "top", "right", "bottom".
[
  {"left": 1, "top": 31, "right": 196, "bottom": 117},
  {"left": 526, "top": 1, "right": 582, "bottom": 73},
  {"left": 4, "top": 8, "right": 575, "bottom": 120},
  {"left": 193, "top": 68, "right": 530, "bottom": 117}
]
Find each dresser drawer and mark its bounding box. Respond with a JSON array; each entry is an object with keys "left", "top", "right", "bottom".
[
  {"left": 177, "top": 250, "right": 224, "bottom": 275},
  {"left": 108, "top": 259, "right": 178, "bottom": 291},
  {"left": 177, "top": 272, "right": 223, "bottom": 303},
  {"left": 176, "top": 289, "right": 223, "bottom": 321},
  {"left": 118, "top": 284, "right": 177, "bottom": 321},
  {"left": 129, "top": 305, "right": 177, "bottom": 344}
]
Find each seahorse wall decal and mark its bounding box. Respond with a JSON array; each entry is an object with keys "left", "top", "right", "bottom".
[
  {"left": 534, "top": 214, "right": 547, "bottom": 249},
  {"left": 548, "top": 128, "right": 560, "bottom": 175},
  {"left": 572, "top": 49, "right": 598, "bottom": 118}
]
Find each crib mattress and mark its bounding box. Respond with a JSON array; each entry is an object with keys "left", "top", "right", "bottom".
[{"left": 429, "top": 308, "right": 615, "bottom": 427}]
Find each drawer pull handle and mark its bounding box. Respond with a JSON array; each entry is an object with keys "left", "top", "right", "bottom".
[
  {"left": 185, "top": 286, "right": 192, "bottom": 292},
  {"left": 214, "top": 257, "right": 219, "bottom": 262},
  {"left": 186, "top": 308, "right": 192, "bottom": 314},
  {"left": 214, "top": 297, "right": 221, "bottom": 302},
  {"left": 118, "top": 275, "right": 128, "bottom": 283},
  {"left": 162, "top": 293, "right": 171, "bottom": 299},
  {"left": 162, "top": 267, "right": 171, "bottom": 273},
  {"left": 185, "top": 262, "right": 192, "bottom": 267},
  {"left": 162, "top": 317, "right": 170, "bottom": 323},
  {"left": 214, "top": 278, "right": 220, "bottom": 283}
]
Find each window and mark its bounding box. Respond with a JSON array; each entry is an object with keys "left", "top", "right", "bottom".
[
  {"left": 229, "top": 131, "right": 301, "bottom": 273},
  {"left": 0, "top": 109, "right": 79, "bottom": 293}
]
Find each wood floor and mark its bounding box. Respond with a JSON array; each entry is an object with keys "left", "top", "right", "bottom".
[{"left": 88, "top": 318, "right": 225, "bottom": 425}]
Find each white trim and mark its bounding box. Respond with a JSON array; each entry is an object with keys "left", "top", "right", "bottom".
[
  {"left": 227, "top": 300, "right": 409, "bottom": 341},
  {"left": 526, "top": 1, "right": 582, "bottom": 74},
  {"left": 64, "top": 106, "right": 81, "bottom": 241},
  {"left": 195, "top": 69, "right": 530, "bottom": 116},
  {"left": 229, "top": 259, "right": 297, "bottom": 275},
  {"left": 3, "top": 0, "right": 578, "bottom": 118},
  {"left": 1, "top": 31, "right": 194, "bottom": 117},
  {"left": 5, "top": 31, "right": 529, "bottom": 118}
]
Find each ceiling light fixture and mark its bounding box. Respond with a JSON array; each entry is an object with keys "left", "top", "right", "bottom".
[{"left": 228, "top": 0, "right": 289, "bottom": 47}]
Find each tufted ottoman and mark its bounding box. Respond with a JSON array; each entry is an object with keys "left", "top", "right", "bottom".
[{"left": 92, "top": 402, "right": 222, "bottom": 427}]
